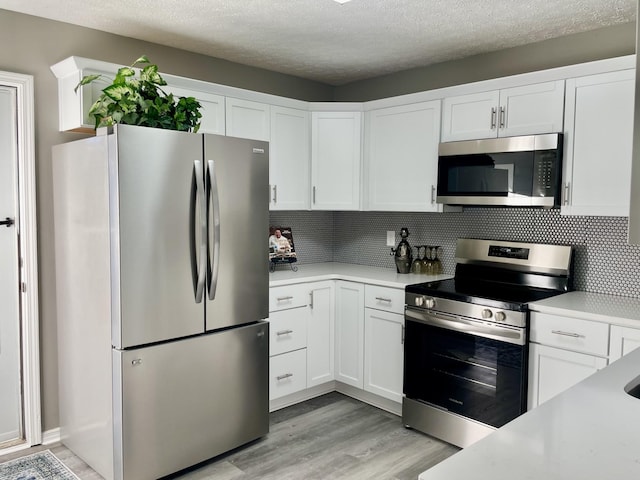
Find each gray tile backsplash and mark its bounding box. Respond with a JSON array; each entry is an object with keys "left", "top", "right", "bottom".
[{"left": 270, "top": 209, "right": 640, "bottom": 297}]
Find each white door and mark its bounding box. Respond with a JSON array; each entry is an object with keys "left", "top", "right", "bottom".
[
  {"left": 441, "top": 90, "right": 500, "bottom": 141},
  {"left": 334, "top": 281, "right": 364, "bottom": 388},
  {"left": 311, "top": 111, "right": 361, "bottom": 210},
  {"left": 365, "top": 101, "right": 441, "bottom": 211},
  {"left": 363, "top": 308, "right": 404, "bottom": 403},
  {"left": 307, "top": 281, "right": 335, "bottom": 387},
  {"left": 225, "top": 97, "right": 270, "bottom": 141},
  {"left": 498, "top": 81, "right": 565, "bottom": 137},
  {"left": 0, "top": 85, "right": 22, "bottom": 444},
  {"left": 270, "top": 106, "right": 310, "bottom": 210}
]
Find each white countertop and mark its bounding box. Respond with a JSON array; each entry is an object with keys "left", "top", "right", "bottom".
[
  {"left": 268, "top": 262, "right": 452, "bottom": 288},
  {"left": 530, "top": 291, "right": 640, "bottom": 328},
  {"left": 419, "top": 344, "right": 640, "bottom": 480}
]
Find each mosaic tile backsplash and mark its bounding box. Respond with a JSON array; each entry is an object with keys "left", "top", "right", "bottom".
[{"left": 270, "top": 209, "right": 640, "bottom": 298}]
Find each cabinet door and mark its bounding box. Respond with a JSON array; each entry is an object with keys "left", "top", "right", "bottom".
[
  {"left": 307, "top": 281, "right": 335, "bottom": 387},
  {"left": 311, "top": 111, "right": 361, "bottom": 210},
  {"left": 365, "top": 101, "right": 441, "bottom": 212},
  {"left": 164, "top": 85, "right": 225, "bottom": 135},
  {"left": 225, "top": 97, "right": 270, "bottom": 141},
  {"left": 497, "top": 81, "right": 564, "bottom": 138},
  {"left": 335, "top": 281, "right": 365, "bottom": 388},
  {"left": 528, "top": 343, "right": 607, "bottom": 409},
  {"left": 364, "top": 308, "right": 404, "bottom": 403},
  {"left": 610, "top": 325, "right": 640, "bottom": 362},
  {"left": 562, "top": 70, "right": 634, "bottom": 216},
  {"left": 270, "top": 106, "right": 310, "bottom": 210},
  {"left": 441, "top": 90, "right": 500, "bottom": 141}
]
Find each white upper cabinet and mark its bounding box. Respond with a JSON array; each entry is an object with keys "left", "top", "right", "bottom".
[
  {"left": 562, "top": 69, "right": 635, "bottom": 216},
  {"left": 311, "top": 111, "right": 362, "bottom": 210},
  {"left": 365, "top": 101, "right": 441, "bottom": 212},
  {"left": 441, "top": 81, "right": 565, "bottom": 142},
  {"left": 164, "top": 85, "right": 225, "bottom": 135},
  {"left": 269, "top": 106, "right": 310, "bottom": 210},
  {"left": 225, "top": 97, "right": 270, "bottom": 141}
]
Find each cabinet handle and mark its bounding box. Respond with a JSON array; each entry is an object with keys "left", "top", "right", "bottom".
[
  {"left": 431, "top": 185, "right": 436, "bottom": 204},
  {"left": 552, "top": 330, "right": 585, "bottom": 339},
  {"left": 313, "top": 186, "right": 316, "bottom": 204},
  {"left": 276, "top": 296, "right": 294, "bottom": 302},
  {"left": 490, "top": 107, "right": 497, "bottom": 129},
  {"left": 309, "top": 291, "right": 314, "bottom": 309},
  {"left": 276, "top": 373, "right": 293, "bottom": 381},
  {"left": 563, "top": 183, "right": 570, "bottom": 206},
  {"left": 273, "top": 185, "right": 277, "bottom": 204},
  {"left": 401, "top": 325, "right": 405, "bottom": 345},
  {"left": 276, "top": 329, "right": 293, "bottom": 336},
  {"left": 375, "top": 297, "right": 392, "bottom": 303},
  {"left": 499, "top": 107, "right": 505, "bottom": 128}
]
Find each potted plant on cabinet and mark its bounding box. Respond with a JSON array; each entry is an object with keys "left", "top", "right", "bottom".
[{"left": 75, "top": 55, "right": 202, "bottom": 132}]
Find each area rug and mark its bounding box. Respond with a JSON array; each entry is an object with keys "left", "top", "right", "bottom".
[{"left": 0, "top": 450, "right": 80, "bottom": 480}]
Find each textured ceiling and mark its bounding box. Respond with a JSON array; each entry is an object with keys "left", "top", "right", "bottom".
[{"left": 0, "top": 0, "right": 636, "bottom": 85}]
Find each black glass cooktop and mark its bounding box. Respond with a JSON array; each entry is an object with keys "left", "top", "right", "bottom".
[{"left": 406, "top": 278, "right": 566, "bottom": 312}]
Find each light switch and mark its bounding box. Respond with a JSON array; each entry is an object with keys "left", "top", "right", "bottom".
[{"left": 386, "top": 231, "right": 395, "bottom": 247}]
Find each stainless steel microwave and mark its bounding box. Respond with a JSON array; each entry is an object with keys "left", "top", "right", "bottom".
[{"left": 436, "top": 133, "right": 563, "bottom": 208}]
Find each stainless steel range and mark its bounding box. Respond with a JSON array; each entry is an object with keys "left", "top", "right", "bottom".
[{"left": 403, "top": 238, "right": 573, "bottom": 448}]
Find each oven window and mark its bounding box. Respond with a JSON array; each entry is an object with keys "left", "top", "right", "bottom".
[
  {"left": 403, "top": 318, "right": 527, "bottom": 428},
  {"left": 437, "top": 152, "right": 534, "bottom": 197}
]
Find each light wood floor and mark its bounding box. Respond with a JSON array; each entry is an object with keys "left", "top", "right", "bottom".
[{"left": 0, "top": 392, "right": 459, "bottom": 479}]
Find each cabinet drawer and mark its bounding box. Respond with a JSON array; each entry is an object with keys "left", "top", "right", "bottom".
[
  {"left": 269, "top": 284, "right": 310, "bottom": 312},
  {"left": 364, "top": 285, "right": 404, "bottom": 314},
  {"left": 530, "top": 312, "right": 609, "bottom": 356},
  {"left": 269, "top": 349, "right": 307, "bottom": 400},
  {"left": 269, "top": 308, "right": 308, "bottom": 356}
]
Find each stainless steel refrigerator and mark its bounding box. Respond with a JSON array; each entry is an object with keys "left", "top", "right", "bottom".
[{"left": 53, "top": 124, "right": 269, "bottom": 480}]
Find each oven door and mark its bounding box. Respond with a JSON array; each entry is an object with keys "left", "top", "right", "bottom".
[{"left": 403, "top": 307, "right": 528, "bottom": 428}]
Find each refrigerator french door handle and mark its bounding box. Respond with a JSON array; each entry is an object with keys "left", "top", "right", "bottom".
[
  {"left": 194, "top": 160, "right": 207, "bottom": 303},
  {"left": 207, "top": 160, "right": 221, "bottom": 300}
]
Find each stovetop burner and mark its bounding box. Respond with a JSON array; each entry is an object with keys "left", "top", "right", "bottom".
[
  {"left": 406, "top": 238, "right": 574, "bottom": 313},
  {"left": 406, "top": 278, "right": 565, "bottom": 312}
]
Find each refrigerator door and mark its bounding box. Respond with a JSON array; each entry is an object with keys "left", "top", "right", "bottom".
[
  {"left": 113, "top": 321, "right": 269, "bottom": 480},
  {"left": 112, "top": 125, "right": 206, "bottom": 349},
  {"left": 204, "top": 135, "right": 269, "bottom": 331}
]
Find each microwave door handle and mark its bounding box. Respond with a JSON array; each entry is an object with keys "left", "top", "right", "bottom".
[
  {"left": 207, "top": 160, "right": 221, "bottom": 301},
  {"left": 193, "top": 160, "right": 207, "bottom": 303}
]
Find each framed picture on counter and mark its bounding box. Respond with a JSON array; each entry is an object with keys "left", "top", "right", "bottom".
[{"left": 268, "top": 226, "right": 296, "bottom": 259}]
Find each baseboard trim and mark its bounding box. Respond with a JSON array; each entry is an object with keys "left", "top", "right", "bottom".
[
  {"left": 270, "top": 382, "right": 336, "bottom": 412},
  {"left": 42, "top": 428, "right": 61, "bottom": 445},
  {"left": 336, "top": 382, "right": 402, "bottom": 416}
]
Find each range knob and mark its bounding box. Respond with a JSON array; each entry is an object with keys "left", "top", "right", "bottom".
[
  {"left": 414, "top": 296, "right": 424, "bottom": 307},
  {"left": 424, "top": 297, "right": 436, "bottom": 309},
  {"left": 481, "top": 309, "right": 493, "bottom": 319},
  {"left": 495, "top": 311, "right": 507, "bottom": 322}
]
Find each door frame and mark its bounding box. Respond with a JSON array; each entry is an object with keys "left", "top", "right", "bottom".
[{"left": 0, "top": 70, "right": 40, "bottom": 451}]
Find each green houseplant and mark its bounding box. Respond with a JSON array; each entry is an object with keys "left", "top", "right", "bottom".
[{"left": 75, "top": 55, "right": 202, "bottom": 132}]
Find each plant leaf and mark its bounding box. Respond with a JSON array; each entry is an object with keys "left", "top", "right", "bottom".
[
  {"left": 74, "top": 74, "right": 103, "bottom": 93},
  {"left": 133, "top": 55, "right": 150, "bottom": 66},
  {"left": 102, "top": 84, "right": 134, "bottom": 101}
]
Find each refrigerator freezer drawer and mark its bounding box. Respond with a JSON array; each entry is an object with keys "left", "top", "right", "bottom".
[{"left": 113, "top": 322, "right": 269, "bottom": 480}]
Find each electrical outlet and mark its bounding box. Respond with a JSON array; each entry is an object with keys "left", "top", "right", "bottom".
[{"left": 386, "top": 231, "right": 395, "bottom": 247}]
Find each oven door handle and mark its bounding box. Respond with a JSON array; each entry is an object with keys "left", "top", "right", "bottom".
[{"left": 405, "top": 307, "right": 526, "bottom": 346}]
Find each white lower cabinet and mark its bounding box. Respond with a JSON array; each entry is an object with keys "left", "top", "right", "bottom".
[
  {"left": 335, "top": 281, "right": 365, "bottom": 388},
  {"left": 269, "top": 349, "right": 307, "bottom": 401},
  {"left": 528, "top": 343, "right": 607, "bottom": 409},
  {"left": 610, "top": 325, "right": 640, "bottom": 362},
  {"left": 307, "top": 281, "right": 335, "bottom": 387},
  {"left": 364, "top": 308, "right": 404, "bottom": 403},
  {"left": 528, "top": 311, "right": 610, "bottom": 409}
]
